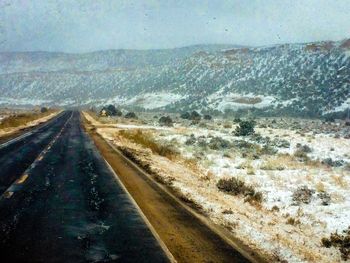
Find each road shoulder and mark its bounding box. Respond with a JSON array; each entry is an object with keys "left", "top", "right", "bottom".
[{"left": 82, "top": 113, "right": 268, "bottom": 263}]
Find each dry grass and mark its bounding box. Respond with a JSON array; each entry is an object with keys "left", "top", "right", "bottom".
[
  {"left": 331, "top": 174, "right": 348, "bottom": 188},
  {"left": 118, "top": 129, "right": 178, "bottom": 159},
  {"left": 232, "top": 97, "right": 262, "bottom": 104},
  {"left": 286, "top": 217, "right": 301, "bottom": 226},
  {"left": 315, "top": 181, "right": 325, "bottom": 192},
  {"left": 247, "top": 167, "right": 256, "bottom": 175},
  {"left": 0, "top": 109, "right": 56, "bottom": 130},
  {"left": 182, "top": 157, "right": 203, "bottom": 174},
  {"left": 260, "top": 157, "right": 286, "bottom": 171},
  {"left": 236, "top": 160, "right": 253, "bottom": 169}
]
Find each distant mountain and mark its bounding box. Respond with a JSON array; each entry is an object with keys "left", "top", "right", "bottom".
[
  {"left": 0, "top": 40, "right": 349, "bottom": 117},
  {"left": 0, "top": 44, "right": 237, "bottom": 74}
]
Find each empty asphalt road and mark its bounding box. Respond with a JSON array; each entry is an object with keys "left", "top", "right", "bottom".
[{"left": 0, "top": 111, "right": 169, "bottom": 262}]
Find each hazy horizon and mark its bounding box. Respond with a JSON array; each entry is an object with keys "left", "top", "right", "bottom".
[{"left": 0, "top": 0, "right": 349, "bottom": 53}]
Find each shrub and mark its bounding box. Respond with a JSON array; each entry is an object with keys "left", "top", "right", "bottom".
[
  {"left": 261, "top": 144, "right": 278, "bottom": 155},
  {"left": 324, "top": 115, "right": 335, "bottom": 123},
  {"left": 100, "top": 104, "right": 122, "bottom": 116},
  {"left": 293, "top": 149, "right": 310, "bottom": 162},
  {"left": 321, "top": 227, "right": 350, "bottom": 260},
  {"left": 271, "top": 205, "right": 280, "bottom": 212},
  {"left": 208, "top": 137, "right": 231, "bottom": 150},
  {"left": 318, "top": 191, "right": 331, "bottom": 206},
  {"left": 216, "top": 177, "right": 263, "bottom": 204},
  {"left": 40, "top": 107, "right": 48, "bottom": 113},
  {"left": 296, "top": 143, "right": 312, "bottom": 153},
  {"left": 124, "top": 112, "right": 137, "bottom": 119},
  {"left": 217, "top": 177, "right": 245, "bottom": 195},
  {"left": 244, "top": 187, "right": 263, "bottom": 204},
  {"left": 322, "top": 158, "right": 344, "bottom": 167},
  {"left": 234, "top": 119, "right": 255, "bottom": 136},
  {"left": 203, "top": 114, "right": 212, "bottom": 120},
  {"left": 180, "top": 112, "right": 190, "bottom": 119},
  {"left": 233, "top": 117, "right": 242, "bottom": 123},
  {"left": 292, "top": 185, "right": 315, "bottom": 204},
  {"left": 159, "top": 116, "right": 173, "bottom": 126},
  {"left": 223, "top": 122, "right": 232, "bottom": 128},
  {"left": 286, "top": 217, "right": 301, "bottom": 226},
  {"left": 273, "top": 138, "right": 290, "bottom": 148},
  {"left": 185, "top": 135, "right": 196, "bottom": 146},
  {"left": 190, "top": 111, "right": 201, "bottom": 121}
]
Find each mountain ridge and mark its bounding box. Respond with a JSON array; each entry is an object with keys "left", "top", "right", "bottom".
[{"left": 0, "top": 39, "right": 349, "bottom": 117}]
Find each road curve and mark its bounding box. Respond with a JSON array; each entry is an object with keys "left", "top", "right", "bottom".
[{"left": 0, "top": 111, "right": 170, "bottom": 262}]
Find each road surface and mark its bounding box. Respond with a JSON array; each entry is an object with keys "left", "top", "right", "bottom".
[{"left": 0, "top": 111, "right": 169, "bottom": 262}]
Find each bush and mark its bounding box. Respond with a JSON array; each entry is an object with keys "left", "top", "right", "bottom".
[
  {"left": 321, "top": 227, "right": 350, "bottom": 260},
  {"left": 216, "top": 177, "right": 263, "bottom": 204},
  {"left": 124, "top": 112, "right": 137, "bottom": 119},
  {"left": 190, "top": 111, "right": 201, "bottom": 121},
  {"left": 286, "top": 217, "right": 301, "bottom": 226},
  {"left": 234, "top": 119, "right": 255, "bottom": 136},
  {"left": 185, "top": 134, "right": 196, "bottom": 145},
  {"left": 261, "top": 144, "right": 278, "bottom": 155},
  {"left": 208, "top": 137, "right": 231, "bottom": 150},
  {"left": 217, "top": 177, "right": 245, "bottom": 195},
  {"left": 203, "top": 114, "right": 212, "bottom": 120},
  {"left": 100, "top": 104, "right": 122, "bottom": 116},
  {"left": 40, "top": 107, "right": 48, "bottom": 113},
  {"left": 292, "top": 185, "right": 315, "bottom": 204},
  {"left": 223, "top": 122, "right": 232, "bottom": 129},
  {"left": 159, "top": 116, "right": 173, "bottom": 126},
  {"left": 296, "top": 144, "right": 312, "bottom": 153},
  {"left": 321, "top": 158, "right": 344, "bottom": 167},
  {"left": 324, "top": 115, "right": 335, "bottom": 123},
  {"left": 293, "top": 149, "right": 310, "bottom": 162},
  {"left": 233, "top": 117, "right": 242, "bottom": 123},
  {"left": 273, "top": 138, "right": 290, "bottom": 148},
  {"left": 318, "top": 191, "right": 331, "bottom": 205},
  {"left": 180, "top": 112, "right": 191, "bottom": 119}
]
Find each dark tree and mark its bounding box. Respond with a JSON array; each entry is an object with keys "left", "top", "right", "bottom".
[
  {"left": 234, "top": 120, "right": 255, "bottom": 136},
  {"left": 159, "top": 116, "right": 173, "bottom": 126}
]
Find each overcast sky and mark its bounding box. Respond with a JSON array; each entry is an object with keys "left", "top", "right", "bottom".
[{"left": 0, "top": 0, "right": 349, "bottom": 52}]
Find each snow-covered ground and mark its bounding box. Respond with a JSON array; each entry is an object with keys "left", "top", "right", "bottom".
[
  {"left": 207, "top": 91, "right": 276, "bottom": 111},
  {"left": 123, "top": 92, "right": 186, "bottom": 109},
  {"left": 85, "top": 112, "right": 350, "bottom": 262}
]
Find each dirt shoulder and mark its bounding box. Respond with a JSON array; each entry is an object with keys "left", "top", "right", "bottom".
[{"left": 82, "top": 113, "right": 267, "bottom": 263}]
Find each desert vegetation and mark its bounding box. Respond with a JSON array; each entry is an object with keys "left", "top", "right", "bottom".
[
  {"left": 0, "top": 108, "right": 56, "bottom": 130},
  {"left": 84, "top": 108, "right": 350, "bottom": 262}
]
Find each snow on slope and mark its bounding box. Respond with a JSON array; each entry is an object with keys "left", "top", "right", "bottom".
[{"left": 0, "top": 40, "right": 349, "bottom": 117}]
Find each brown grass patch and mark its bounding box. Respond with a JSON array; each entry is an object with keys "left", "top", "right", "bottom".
[
  {"left": 232, "top": 97, "right": 262, "bottom": 104},
  {"left": 0, "top": 109, "right": 56, "bottom": 130},
  {"left": 118, "top": 129, "right": 178, "bottom": 159}
]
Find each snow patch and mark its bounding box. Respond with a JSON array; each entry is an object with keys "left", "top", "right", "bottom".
[
  {"left": 208, "top": 92, "right": 275, "bottom": 111},
  {"left": 124, "top": 92, "right": 186, "bottom": 109}
]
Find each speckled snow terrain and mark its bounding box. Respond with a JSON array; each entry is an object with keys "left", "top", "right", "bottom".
[
  {"left": 84, "top": 111, "right": 350, "bottom": 262},
  {"left": 1, "top": 39, "right": 349, "bottom": 117}
]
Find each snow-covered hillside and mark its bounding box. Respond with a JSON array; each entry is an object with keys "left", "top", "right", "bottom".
[{"left": 0, "top": 40, "right": 349, "bottom": 117}]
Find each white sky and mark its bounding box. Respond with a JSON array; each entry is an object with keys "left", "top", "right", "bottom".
[{"left": 0, "top": 0, "right": 349, "bottom": 52}]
